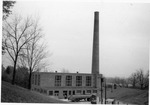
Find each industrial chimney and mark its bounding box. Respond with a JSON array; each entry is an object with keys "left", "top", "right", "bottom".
[{"left": 92, "top": 11, "right": 99, "bottom": 74}]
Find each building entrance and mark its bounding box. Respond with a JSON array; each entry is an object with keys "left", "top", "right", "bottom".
[
  {"left": 73, "top": 90, "right": 75, "bottom": 95},
  {"left": 83, "top": 90, "right": 85, "bottom": 95},
  {"left": 63, "top": 91, "right": 67, "bottom": 99}
]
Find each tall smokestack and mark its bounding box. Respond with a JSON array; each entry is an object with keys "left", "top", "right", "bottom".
[{"left": 92, "top": 11, "right": 99, "bottom": 74}]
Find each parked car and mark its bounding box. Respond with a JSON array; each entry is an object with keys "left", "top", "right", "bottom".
[
  {"left": 68, "top": 95, "right": 91, "bottom": 102},
  {"left": 90, "top": 95, "right": 97, "bottom": 104},
  {"left": 106, "top": 99, "right": 115, "bottom": 104}
]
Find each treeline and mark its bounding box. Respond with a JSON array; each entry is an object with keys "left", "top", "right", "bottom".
[
  {"left": 2, "top": 66, "right": 29, "bottom": 89},
  {"left": 106, "top": 69, "right": 149, "bottom": 90},
  {"left": 2, "top": 1, "right": 49, "bottom": 90}
]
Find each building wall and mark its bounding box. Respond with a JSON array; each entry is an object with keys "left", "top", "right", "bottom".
[
  {"left": 32, "top": 86, "right": 99, "bottom": 99},
  {"left": 41, "top": 73, "right": 55, "bottom": 87},
  {"left": 31, "top": 72, "right": 102, "bottom": 99}
]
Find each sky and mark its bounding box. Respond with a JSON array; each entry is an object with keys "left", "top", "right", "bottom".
[{"left": 2, "top": 0, "right": 150, "bottom": 78}]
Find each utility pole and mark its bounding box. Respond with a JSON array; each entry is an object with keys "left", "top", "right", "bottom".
[
  {"left": 104, "top": 78, "right": 107, "bottom": 104},
  {"left": 101, "top": 78, "right": 103, "bottom": 104}
]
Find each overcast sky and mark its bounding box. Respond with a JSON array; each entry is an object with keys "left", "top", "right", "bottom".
[{"left": 2, "top": 0, "right": 150, "bottom": 78}]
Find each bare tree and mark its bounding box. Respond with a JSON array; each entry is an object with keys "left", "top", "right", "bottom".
[
  {"left": 128, "top": 72, "right": 137, "bottom": 88},
  {"left": 20, "top": 44, "right": 48, "bottom": 89},
  {"left": 136, "top": 69, "right": 144, "bottom": 89},
  {"left": 123, "top": 79, "right": 129, "bottom": 88},
  {"left": 19, "top": 21, "right": 49, "bottom": 89},
  {"left": 144, "top": 70, "right": 149, "bottom": 88},
  {"left": 119, "top": 78, "right": 126, "bottom": 87},
  {"left": 113, "top": 77, "right": 121, "bottom": 84},
  {"left": 3, "top": 15, "right": 40, "bottom": 85}
]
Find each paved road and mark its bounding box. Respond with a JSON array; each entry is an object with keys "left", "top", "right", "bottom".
[
  {"left": 60, "top": 99, "right": 134, "bottom": 104},
  {"left": 60, "top": 99, "right": 91, "bottom": 104},
  {"left": 70, "top": 101, "right": 91, "bottom": 104}
]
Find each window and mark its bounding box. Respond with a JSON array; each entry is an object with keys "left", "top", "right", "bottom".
[
  {"left": 49, "top": 91, "right": 53, "bottom": 95},
  {"left": 93, "top": 90, "right": 97, "bottom": 93},
  {"left": 55, "top": 75, "right": 61, "bottom": 86},
  {"left": 86, "top": 76, "right": 92, "bottom": 86},
  {"left": 76, "top": 76, "right": 82, "bottom": 86},
  {"left": 76, "top": 90, "right": 81, "bottom": 93},
  {"left": 38, "top": 74, "right": 40, "bottom": 86},
  {"left": 66, "top": 76, "right": 72, "bottom": 86},
  {"left": 54, "top": 91, "right": 59, "bottom": 96},
  {"left": 87, "top": 90, "right": 91, "bottom": 93}
]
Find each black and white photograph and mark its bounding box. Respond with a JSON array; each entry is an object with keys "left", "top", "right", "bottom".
[{"left": 1, "top": 0, "right": 149, "bottom": 104}]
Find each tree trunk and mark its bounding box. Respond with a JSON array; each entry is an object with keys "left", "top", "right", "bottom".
[
  {"left": 141, "top": 83, "right": 143, "bottom": 89},
  {"left": 132, "top": 77, "right": 136, "bottom": 88},
  {"left": 133, "top": 81, "right": 135, "bottom": 88},
  {"left": 12, "top": 60, "right": 17, "bottom": 85},
  {"left": 28, "top": 68, "right": 32, "bottom": 90}
]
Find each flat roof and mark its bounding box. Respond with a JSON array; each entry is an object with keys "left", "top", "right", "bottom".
[
  {"left": 33, "top": 72, "right": 103, "bottom": 76},
  {"left": 38, "top": 86, "right": 99, "bottom": 90}
]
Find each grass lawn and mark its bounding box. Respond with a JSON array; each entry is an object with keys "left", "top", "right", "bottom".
[
  {"left": 1, "top": 81, "right": 68, "bottom": 103},
  {"left": 105, "top": 87, "right": 148, "bottom": 105},
  {"left": 1, "top": 81, "right": 148, "bottom": 104}
]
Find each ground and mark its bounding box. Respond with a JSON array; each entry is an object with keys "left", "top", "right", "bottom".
[
  {"left": 1, "top": 81, "right": 68, "bottom": 103},
  {"left": 1, "top": 81, "right": 148, "bottom": 104},
  {"left": 106, "top": 86, "right": 148, "bottom": 105}
]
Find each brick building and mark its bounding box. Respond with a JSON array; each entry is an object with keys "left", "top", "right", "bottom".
[
  {"left": 31, "top": 11, "right": 103, "bottom": 99},
  {"left": 31, "top": 72, "right": 102, "bottom": 99}
]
